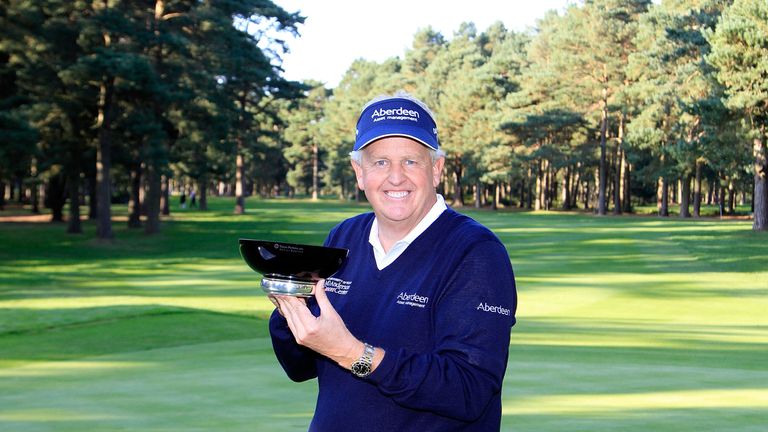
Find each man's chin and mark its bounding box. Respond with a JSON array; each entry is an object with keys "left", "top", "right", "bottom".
[{"left": 377, "top": 209, "right": 413, "bottom": 224}]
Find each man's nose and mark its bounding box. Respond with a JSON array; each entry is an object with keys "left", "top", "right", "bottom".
[{"left": 387, "top": 162, "right": 406, "bottom": 184}]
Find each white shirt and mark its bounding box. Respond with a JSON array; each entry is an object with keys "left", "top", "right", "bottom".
[{"left": 368, "top": 194, "right": 447, "bottom": 270}]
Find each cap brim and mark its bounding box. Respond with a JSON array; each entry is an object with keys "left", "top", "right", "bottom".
[{"left": 354, "top": 126, "right": 438, "bottom": 151}]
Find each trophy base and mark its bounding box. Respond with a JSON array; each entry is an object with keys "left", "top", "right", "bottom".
[{"left": 261, "top": 276, "right": 315, "bottom": 297}]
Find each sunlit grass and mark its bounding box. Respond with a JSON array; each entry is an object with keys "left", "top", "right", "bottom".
[
  {"left": 507, "top": 388, "right": 768, "bottom": 414},
  {"left": 1, "top": 197, "right": 767, "bottom": 431}
]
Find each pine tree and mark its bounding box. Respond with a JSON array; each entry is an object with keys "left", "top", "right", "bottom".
[
  {"left": 707, "top": 0, "right": 768, "bottom": 230},
  {"left": 549, "top": 0, "right": 652, "bottom": 214},
  {"left": 283, "top": 82, "right": 329, "bottom": 198}
]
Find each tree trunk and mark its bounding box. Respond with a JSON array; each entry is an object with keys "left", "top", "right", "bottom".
[
  {"left": 527, "top": 166, "right": 534, "bottom": 209},
  {"left": 613, "top": 148, "right": 621, "bottom": 215},
  {"left": 144, "top": 162, "right": 161, "bottom": 234},
  {"left": 597, "top": 89, "right": 608, "bottom": 215},
  {"left": 234, "top": 129, "right": 247, "bottom": 213},
  {"left": 47, "top": 174, "right": 66, "bottom": 223},
  {"left": 622, "top": 159, "right": 632, "bottom": 213},
  {"left": 312, "top": 142, "right": 319, "bottom": 201},
  {"left": 584, "top": 177, "right": 592, "bottom": 211},
  {"left": 474, "top": 181, "right": 481, "bottom": 209},
  {"left": 95, "top": 75, "right": 115, "bottom": 240},
  {"left": 613, "top": 116, "right": 623, "bottom": 215},
  {"left": 543, "top": 160, "right": 550, "bottom": 210},
  {"left": 199, "top": 174, "right": 208, "bottom": 211},
  {"left": 31, "top": 182, "right": 40, "bottom": 214},
  {"left": 564, "top": 166, "right": 572, "bottom": 210},
  {"left": 616, "top": 115, "right": 627, "bottom": 214},
  {"left": 152, "top": 0, "right": 170, "bottom": 222},
  {"left": 141, "top": 171, "right": 150, "bottom": 218},
  {"left": 13, "top": 176, "right": 22, "bottom": 202},
  {"left": 452, "top": 159, "right": 464, "bottom": 207},
  {"left": 727, "top": 178, "right": 735, "bottom": 215},
  {"left": 535, "top": 159, "right": 543, "bottom": 211},
  {"left": 550, "top": 167, "right": 558, "bottom": 210},
  {"left": 718, "top": 180, "right": 726, "bottom": 218},
  {"left": 572, "top": 165, "right": 581, "bottom": 210},
  {"left": 128, "top": 164, "right": 142, "bottom": 228},
  {"left": 679, "top": 175, "right": 691, "bottom": 218},
  {"left": 66, "top": 167, "right": 82, "bottom": 234},
  {"left": 30, "top": 157, "right": 40, "bottom": 214},
  {"left": 752, "top": 129, "right": 767, "bottom": 230},
  {"left": 88, "top": 174, "right": 97, "bottom": 220},
  {"left": 161, "top": 175, "right": 170, "bottom": 216},
  {"left": 673, "top": 179, "right": 678, "bottom": 204},
  {"left": 693, "top": 160, "right": 702, "bottom": 218},
  {"left": 658, "top": 176, "right": 669, "bottom": 217}
]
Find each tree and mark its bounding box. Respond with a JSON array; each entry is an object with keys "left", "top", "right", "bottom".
[
  {"left": 401, "top": 26, "right": 446, "bottom": 92},
  {"left": 503, "top": 10, "right": 592, "bottom": 211},
  {"left": 0, "top": 23, "right": 37, "bottom": 213},
  {"left": 219, "top": 3, "right": 303, "bottom": 214},
  {"left": 551, "top": 0, "right": 652, "bottom": 215},
  {"left": 284, "top": 82, "right": 329, "bottom": 198},
  {"left": 423, "top": 23, "right": 487, "bottom": 206},
  {"left": 707, "top": 0, "right": 768, "bottom": 230},
  {"left": 627, "top": 0, "right": 730, "bottom": 218},
  {"left": 467, "top": 23, "right": 529, "bottom": 209}
]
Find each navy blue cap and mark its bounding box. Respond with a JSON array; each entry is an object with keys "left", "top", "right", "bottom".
[{"left": 354, "top": 97, "right": 439, "bottom": 151}]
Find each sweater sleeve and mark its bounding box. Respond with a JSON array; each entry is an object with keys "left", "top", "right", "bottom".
[
  {"left": 366, "top": 239, "right": 517, "bottom": 421},
  {"left": 269, "top": 309, "right": 319, "bottom": 382}
]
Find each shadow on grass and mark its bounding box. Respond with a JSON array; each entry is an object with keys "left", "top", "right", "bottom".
[
  {"left": 501, "top": 407, "right": 767, "bottom": 432},
  {"left": 500, "top": 318, "right": 768, "bottom": 430},
  {"left": 1, "top": 200, "right": 765, "bottom": 431},
  {"left": 0, "top": 306, "right": 269, "bottom": 365}
]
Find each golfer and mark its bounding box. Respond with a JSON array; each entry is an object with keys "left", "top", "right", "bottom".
[{"left": 270, "top": 91, "right": 517, "bottom": 431}]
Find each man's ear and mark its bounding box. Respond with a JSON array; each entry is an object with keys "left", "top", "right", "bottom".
[
  {"left": 351, "top": 159, "right": 365, "bottom": 190},
  {"left": 432, "top": 156, "right": 445, "bottom": 188}
]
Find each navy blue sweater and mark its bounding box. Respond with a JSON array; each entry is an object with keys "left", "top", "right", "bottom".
[{"left": 269, "top": 208, "right": 517, "bottom": 431}]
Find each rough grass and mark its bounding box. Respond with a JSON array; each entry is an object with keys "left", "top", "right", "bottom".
[{"left": 1, "top": 197, "right": 766, "bottom": 431}]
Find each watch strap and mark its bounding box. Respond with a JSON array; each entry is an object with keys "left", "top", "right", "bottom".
[{"left": 351, "top": 343, "right": 375, "bottom": 377}]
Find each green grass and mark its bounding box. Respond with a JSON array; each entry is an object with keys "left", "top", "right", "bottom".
[
  {"left": 1, "top": 197, "right": 766, "bottom": 431},
  {"left": 633, "top": 202, "right": 752, "bottom": 217}
]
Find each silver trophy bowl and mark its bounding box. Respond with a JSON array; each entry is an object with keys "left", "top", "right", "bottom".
[{"left": 239, "top": 239, "right": 349, "bottom": 297}]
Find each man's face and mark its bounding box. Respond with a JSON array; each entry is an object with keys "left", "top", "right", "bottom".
[{"left": 352, "top": 137, "right": 444, "bottom": 233}]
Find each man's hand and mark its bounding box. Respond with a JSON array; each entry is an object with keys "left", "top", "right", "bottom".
[{"left": 272, "top": 279, "right": 363, "bottom": 369}]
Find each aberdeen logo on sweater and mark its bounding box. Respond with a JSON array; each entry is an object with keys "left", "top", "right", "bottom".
[
  {"left": 324, "top": 277, "right": 351, "bottom": 295},
  {"left": 476, "top": 302, "right": 512, "bottom": 316},
  {"left": 396, "top": 292, "right": 429, "bottom": 308}
]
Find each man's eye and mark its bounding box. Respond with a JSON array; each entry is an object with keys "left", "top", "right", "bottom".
[
  {"left": 374, "top": 160, "right": 388, "bottom": 167},
  {"left": 404, "top": 159, "right": 417, "bottom": 166}
]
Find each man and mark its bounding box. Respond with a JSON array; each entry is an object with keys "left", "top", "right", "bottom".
[{"left": 270, "top": 92, "right": 517, "bottom": 431}]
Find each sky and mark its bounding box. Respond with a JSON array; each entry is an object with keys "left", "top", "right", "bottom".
[{"left": 271, "top": 0, "right": 574, "bottom": 88}]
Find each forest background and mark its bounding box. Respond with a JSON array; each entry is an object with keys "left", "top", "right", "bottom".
[
  {"left": 1, "top": 0, "right": 767, "bottom": 234},
  {"left": 2, "top": 2, "right": 767, "bottom": 430}
]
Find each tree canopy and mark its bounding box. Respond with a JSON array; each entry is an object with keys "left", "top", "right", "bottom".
[{"left": 2, "top": 0, "right": 766, "bottom": 231}]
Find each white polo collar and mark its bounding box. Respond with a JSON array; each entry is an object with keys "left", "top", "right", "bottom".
[{"left": 368, "top": 194, "right": 447, "bottom": 270}]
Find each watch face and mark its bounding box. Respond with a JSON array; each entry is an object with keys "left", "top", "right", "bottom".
[{"left": 351, "top": 361, "right": 371, "bottom": 377}]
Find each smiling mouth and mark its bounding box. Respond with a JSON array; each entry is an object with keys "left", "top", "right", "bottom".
[{"left": 386, "top": 191, "right": 410, "bottom": 199}]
